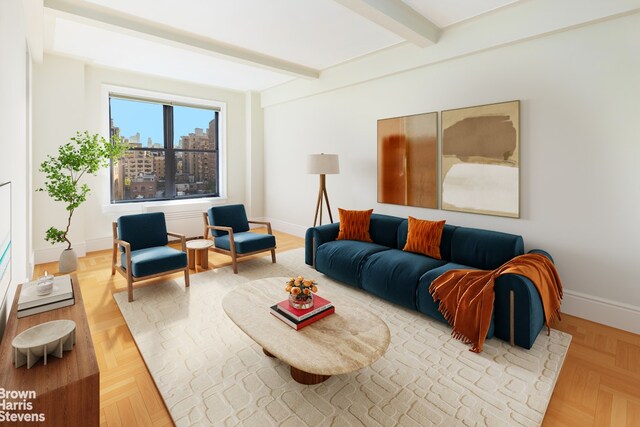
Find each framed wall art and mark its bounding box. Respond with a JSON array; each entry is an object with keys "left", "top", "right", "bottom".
[
  {"left": 441, "top": 100, "right": 520, "bottom": 218},
  {"left": 377, "top": 112, "right": 438, "bottom": 209}
]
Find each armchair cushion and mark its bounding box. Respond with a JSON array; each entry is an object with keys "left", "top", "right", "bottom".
[
  {"left": 118, "top": 212, "right": 168, "bottom": 251},
  {"left": 208, "top": 204, "right": 250, "bottom": 237},
  {"left": 214, "top": 232, "right": 276, "bottom": 254},
  {"left": 122, "top": 246, "right": 188, "bottom": 278}
]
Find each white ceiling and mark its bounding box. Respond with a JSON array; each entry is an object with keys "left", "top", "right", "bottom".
[
  {"left": 42, "top": 0, "right": 523, "bottom": 91},
  {"left": 45, "top": 15, "right": 296, "bottom": 91},
  {"left": 401, "top": 0, "right": 520, "bottom": 27}
]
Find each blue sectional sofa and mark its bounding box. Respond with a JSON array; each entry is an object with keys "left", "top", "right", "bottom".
[{"left": 305, "top": 213, "right": 552, "bottom": 349}]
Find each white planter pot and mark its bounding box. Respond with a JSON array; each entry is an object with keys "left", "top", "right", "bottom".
[{"left": 59, "top": 248, "right": 78, "bottom": 273}]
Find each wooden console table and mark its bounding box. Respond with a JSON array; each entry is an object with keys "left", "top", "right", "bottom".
[{"left": 0, "top": 275, "right": 99, "bottom": 426}]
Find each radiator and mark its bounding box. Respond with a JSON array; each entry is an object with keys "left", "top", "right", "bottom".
[{"left": 145, "top": 208, "right": 204, "bottom": 239}]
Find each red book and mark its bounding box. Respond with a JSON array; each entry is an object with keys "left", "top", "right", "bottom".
[
  {"left": 276, "top": 294, "right": 333, "bottom": 322},
  {"left": 270, "top": 305, "right": 335, "bottom": 330}
]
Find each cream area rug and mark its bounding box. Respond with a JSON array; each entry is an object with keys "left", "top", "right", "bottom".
[{"left": 113, "top": 248, "right": 571, "bottom": 427}]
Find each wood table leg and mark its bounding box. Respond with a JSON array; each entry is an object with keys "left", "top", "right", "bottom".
[
  {"left": 290, "top": 366, "right": 331, "bottom": 385},
  {"left": 262, "top": 348, "right": 329, "bottom": 384},
  {"left": 188, "top": 248, "right": 196, "bottom": 270},
  {"left": 199, "top": 249, "right": 209, "bottom": 269}
]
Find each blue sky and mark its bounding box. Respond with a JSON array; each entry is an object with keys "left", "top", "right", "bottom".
[{"left": 110, "top": 98, "right": 216, "bottom": 147}]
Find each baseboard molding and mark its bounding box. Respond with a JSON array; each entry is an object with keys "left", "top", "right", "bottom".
[
  {"left": 262, "top": 217, "right": 308, "bottom": 238},
  {"left": 86, "top": 236, "right": 113, "bottom": 253},
  {"left": 562, "top": 289, "right": 640, "bottom": 335},
  {"left": 34, "top": 242, "right": 87, "bottom": 265}
]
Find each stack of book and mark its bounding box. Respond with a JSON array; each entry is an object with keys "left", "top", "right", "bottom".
[
  {"left": 270, "top": 294, "right": 334, "bottom": 330},
  {"left": 17, "top": 275, "right": 75, "bottom": 318}
]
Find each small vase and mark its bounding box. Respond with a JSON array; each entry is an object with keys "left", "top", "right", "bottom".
[
  {"left": 289, "top": 293, "right": 314, "bottom": 310},
  {"left": 59, "top": 248, "right": 78, "bottom": 273}
]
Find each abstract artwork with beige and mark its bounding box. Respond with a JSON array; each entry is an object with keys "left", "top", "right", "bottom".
[{"left": 441, "top": 100, "right": 520, "bottom": 217}]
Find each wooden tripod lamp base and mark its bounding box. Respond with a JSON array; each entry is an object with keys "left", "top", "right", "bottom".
[
  {"left": 313, "top": 174, "right": 333, "bottom": 226},
  {"left": 308, "top": 153, "right": 340, "bottom": 226}
]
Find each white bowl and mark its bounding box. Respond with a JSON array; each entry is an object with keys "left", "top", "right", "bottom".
[
  {"left": 12, "top": 320, "right": 76, "bottom": 368},
  {"left": 36, "top": 275, "right": 54, "bottom": 295}
]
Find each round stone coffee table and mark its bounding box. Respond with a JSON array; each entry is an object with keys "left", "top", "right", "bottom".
[{"left": 222, "top": 277, "right": 390, "bottom": 384}]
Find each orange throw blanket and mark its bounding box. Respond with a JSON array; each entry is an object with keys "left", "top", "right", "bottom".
[{"left": 429, "top": 253, "right": 563, "bottom": 353}]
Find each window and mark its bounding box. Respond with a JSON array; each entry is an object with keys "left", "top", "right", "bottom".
[{"left": 109, "top": 96, "right": 220, "bottom": 202}]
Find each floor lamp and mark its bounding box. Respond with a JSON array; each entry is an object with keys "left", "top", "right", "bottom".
[{"left": 308, "top": 154, "right": 340, "bottom": 226}]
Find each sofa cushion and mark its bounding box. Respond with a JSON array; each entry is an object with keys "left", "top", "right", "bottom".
[
  {"left": 369, "top": 214, "right": 405, "bottom": 249},
  {"left": 215, "top": 232, "right": 276, "bottom": 254},
  {"left": 122, "top": 246, "right": 187, "bottom": 278},
  {"left": 337, "top": 208, "right": 373, "bottom": 242},
  {"left": 450, "top": 227, "right": 524, "bottom": 270},
  {"left": 402, "top": 217, "right": 446, "bottom": 259},
  {"left": 361, "top": 249, "right": 447, "bottom": 309},
  {"left": 398, "top": 221, "right": 457, "bottom": 261},
  {"left": 315, "top": 240, "right": 390, "bottom": 288},
  {"left": 417, "top": 262, "right": 494, "bottom": 338}
]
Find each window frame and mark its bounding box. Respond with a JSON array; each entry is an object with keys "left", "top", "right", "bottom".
[{"left": 103, "top": 86, "right": 227, "bottom": 206}]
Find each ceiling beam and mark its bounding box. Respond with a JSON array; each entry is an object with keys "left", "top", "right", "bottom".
[
  {"left": 43, "top": 0, "right": 319, "bottom": 79},
  {"left": 333, "top": 0, "right": 440, "bottom": 47}
]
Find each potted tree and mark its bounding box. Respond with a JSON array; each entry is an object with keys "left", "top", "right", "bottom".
[{"left": 38, "top": 131, "right": 128, "bottom": 273}]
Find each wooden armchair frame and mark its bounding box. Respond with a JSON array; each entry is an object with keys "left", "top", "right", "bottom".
[
  {"left": 202, "top": 212, "right": 276, "bottom": 274},
  {"left": 111, "top": 222, "right": 190, "bottom": 302}
]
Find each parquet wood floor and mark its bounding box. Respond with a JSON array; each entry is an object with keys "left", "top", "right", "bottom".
[
  {"left": 33, "top": 230, "right": 639, "bottom": 426},
  {"left": 544, "top": 315, "right": 640, "bottom": 426},
  {"left": 33, "top": 229, "right": 303, "bottom": 427}
]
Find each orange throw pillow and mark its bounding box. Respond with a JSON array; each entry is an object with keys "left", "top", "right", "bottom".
[
  {"left": 403, "top": 216, "right": 445, "bottom": 259},
  {"left": 336, "top": 208, "right": 373, "bottom": 242}
]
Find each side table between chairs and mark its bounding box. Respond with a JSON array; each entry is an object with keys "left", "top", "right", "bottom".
[{"left": 187, "top": 239, "right": 214, "bottom": 271}]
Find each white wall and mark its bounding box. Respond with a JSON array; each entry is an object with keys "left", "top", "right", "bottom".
[
  {"left": 0, "top": 0, "right": 32, "bottom": 331},
  {"left": 245, "top": 91, "right": 265, "bottom": 219},
  {"left": 32, "top": 56, "right": 86, "bottom": 261},
  {"left": 32, "top": 56, "right": 254, "bottom": 261},
  {"left": 263, "top": 14, "right": 640, "bottom": 332}
]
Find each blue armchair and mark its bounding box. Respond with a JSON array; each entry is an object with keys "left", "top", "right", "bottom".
[
  {"left": 202, "top": 204, "right": 276, "bottom": 274},
  {"left": 111, "top": 212, "right": 190, "bottom": 302}
]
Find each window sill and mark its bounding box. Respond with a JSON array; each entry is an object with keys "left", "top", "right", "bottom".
[{"left": 101, "top": 196, "right": 228, "bottom": 215}]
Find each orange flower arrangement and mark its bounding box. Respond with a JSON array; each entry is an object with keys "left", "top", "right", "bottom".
[{"left": 285, "top": 276, "right": 318, "bottom": 297}]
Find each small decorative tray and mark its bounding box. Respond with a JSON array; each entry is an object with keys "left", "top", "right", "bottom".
[{"left": 12, "top": 320, "right": 76, "bottom": 369}]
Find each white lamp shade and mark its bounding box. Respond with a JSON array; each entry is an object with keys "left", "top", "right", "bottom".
[{"left": 307, "top": 154, "right": 340, "bottom": 175}]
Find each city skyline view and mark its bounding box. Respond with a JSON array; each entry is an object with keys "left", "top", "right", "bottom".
[
  {"left": 109, "top": 97, "right": 219, "bottom": 201},
  {"left": 110, "top": 97, "right": 217, "bottom": 146}
]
